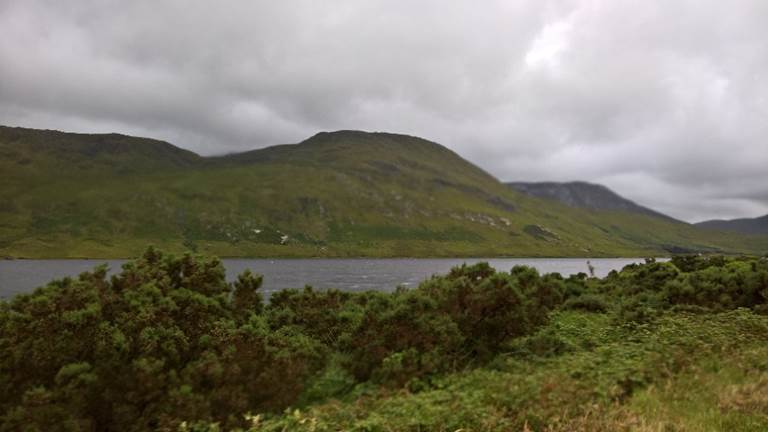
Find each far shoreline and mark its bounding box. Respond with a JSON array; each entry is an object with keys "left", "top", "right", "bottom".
[{"left": 3, "top": 253, "right": 674, "bottom": 261}]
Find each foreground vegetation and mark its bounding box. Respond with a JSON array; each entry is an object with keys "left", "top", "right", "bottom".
[
  {"left": 2, "top": 250, "right": 768, "bottom": 431},
  {"left": 3, "top": 125, "right": 768, "bottom": 259}
]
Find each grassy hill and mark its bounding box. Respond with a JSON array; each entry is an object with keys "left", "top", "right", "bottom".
[{"left": 1, "top": 125, "right": 766, "bottom": 258}]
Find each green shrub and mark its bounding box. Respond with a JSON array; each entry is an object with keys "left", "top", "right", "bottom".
[
  {"left": 0, "top": 247, "right": 324, "bottom": 430},
  {"left": 4, "top": 251, "right": 768, "bottom": 430},
  {"left": 562, "top": 293, "right": 610, "bottom": 313}
]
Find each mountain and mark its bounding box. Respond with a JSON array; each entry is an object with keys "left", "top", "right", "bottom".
[
  {"left": 1, "top": 125, "right": 766, "bottom": 258},
  {"left": 0, "top": 126, "right": 202, "bottom": 173},
  {"left": 695, "top": 214, "right": 768, "bottom": 235},
  {"left": 507, "top": 181, "right": 678, "bottom": 221}
]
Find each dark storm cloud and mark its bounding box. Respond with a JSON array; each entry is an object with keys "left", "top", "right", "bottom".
[{"left": 1, "top": 0, "right": 767, "bottom": 221}]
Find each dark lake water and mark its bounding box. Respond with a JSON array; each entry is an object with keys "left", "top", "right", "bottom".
[{"left": 0, "top": 257, "right": 652, "bottom": 299}]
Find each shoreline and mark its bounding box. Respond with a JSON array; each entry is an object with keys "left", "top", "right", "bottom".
[{"left": 3, "top": 254, "right": 672, "bottom": 260}]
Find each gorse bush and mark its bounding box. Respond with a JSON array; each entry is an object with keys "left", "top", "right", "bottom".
[
  {"left": 594, "top": 256, "right": 768, "bottom": 322},
  {"left": 2, "top": 250, "right": 768, "bottom": 431},
  {"left": 269, "top": 262, "right": 566, "bottom": 388},
  {"left": 0, "top": 248, "right": 564, "bottom": 430},
  {"left": 0, "top": 248, "right": 325, "bottom": 430},
  {"left": 418, "top": 264, "right": 564, "bottom": 359}
]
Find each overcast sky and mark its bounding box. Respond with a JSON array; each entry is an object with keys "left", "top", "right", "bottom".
[{"left": 1, "top": 0, "right": 767, "bottom": 222}]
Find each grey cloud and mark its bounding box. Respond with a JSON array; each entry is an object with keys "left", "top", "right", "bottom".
[{"left": 1, "top": 0, "right": 767, "bottom": 221}]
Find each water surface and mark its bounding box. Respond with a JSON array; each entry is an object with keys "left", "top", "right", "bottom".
[{"left": 0, "top": 257, "right": 652, "bottom": 299}]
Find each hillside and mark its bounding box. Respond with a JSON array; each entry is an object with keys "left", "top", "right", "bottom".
[
  {"left": 508, "top": 181, "right": 678, "bottom": 221},
  {"left": 696, "top": 214, "right": 768, "bottom": 235},
  {"left": 0, "top": 126, "right": 202, "bottom": 174},
  {"left": 1, "top": 125, "right": 766, "bottom": 258}
]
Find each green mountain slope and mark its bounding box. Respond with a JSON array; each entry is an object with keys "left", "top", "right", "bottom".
[{"left": 1, "top": 126, "right": 766, "bottom": 258}]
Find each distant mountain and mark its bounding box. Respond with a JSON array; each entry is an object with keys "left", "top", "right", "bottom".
[
  {"left": 1, "top": 125, "right": 766, "bottom": 258},
  {"left": 507, "top": 181, "right": 679, "bottom": 222},
  {"left": 695, "top": 214, "right": 768, "bottom": 235}
]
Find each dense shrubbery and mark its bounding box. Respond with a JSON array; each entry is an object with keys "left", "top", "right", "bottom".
[
  {"left": 2, "top": 250, "right": 768, "bottom": 430},
  {"left": 0, "top": 249, "right": 564, "bottom": 430},
  {"left": 589, "top": 256, "right": 768, "bottom": 322},
  {"left": 0, "top": 248, "right": 325, "bottom": 430},
  {"left": 261, "top": 309, "right": 768, "bottom": 431}
]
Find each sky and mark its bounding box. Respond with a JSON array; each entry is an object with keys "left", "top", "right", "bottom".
[{"left": 1, "top": 0, "right": 767, "bottom": 223}]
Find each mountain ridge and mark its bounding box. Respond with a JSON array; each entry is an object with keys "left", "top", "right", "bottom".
[
  {"left": 695, "top": 214, "right": 768, "bottom": 235},
  {"left": 507, "top": 181, "right": 680, "bottom": 222},
  {"left": 0, "top": 125, "right": 203, "bottom": 168},
  {"left": 1, "top": 125, "right": 766, "bottom": 258}
]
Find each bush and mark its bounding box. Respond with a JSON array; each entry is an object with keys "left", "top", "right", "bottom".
[
  {"left": 4, "top": 251, "right": 768, "bottom": 430},
  {"left": 593, "top": 256, "right": 768, "bottom": 323},
  {"left": 0, "top": 247, "right": 325, "bottom": 430},
  {"left": 562, "top": 294, "right": 610, "bottom": 313}
]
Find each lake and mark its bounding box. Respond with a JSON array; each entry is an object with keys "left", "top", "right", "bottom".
[{"left": 0, "top": 257, "right": 654, "bottom": 299}]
